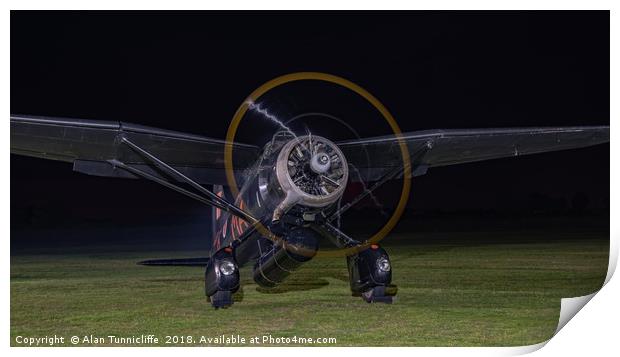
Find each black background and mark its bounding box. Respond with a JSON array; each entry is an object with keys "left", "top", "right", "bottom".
[{"left": 10, "top": 11, "right": 609, "bottom": 249}]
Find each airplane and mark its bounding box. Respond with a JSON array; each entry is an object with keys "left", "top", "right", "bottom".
[{"left": 10, "top": 112, "right": 609, "bottom": 308}]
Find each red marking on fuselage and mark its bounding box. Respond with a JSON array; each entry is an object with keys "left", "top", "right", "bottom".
[
  {"left": 215, "top": 198, "right": 251, "bottom": 248},
  {"left": 215, "top": 189, "right": 223, "bottom": 220}
]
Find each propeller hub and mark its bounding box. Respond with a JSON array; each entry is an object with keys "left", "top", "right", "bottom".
[{"left": 310, "top": 152, "right": 331, "bottom": 174}]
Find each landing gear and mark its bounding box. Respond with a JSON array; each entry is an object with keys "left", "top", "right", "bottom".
[
  {"left": 209, "top": 290, "right": 233, "bottom": 308},
  {"left": 360, "top": 285, "right": 398, "bottom": 303},
  {"left": 347, "top": 245, "right": 398, "bottom": 303},
  {"left": 205, "top": 249, "right": 240, "bottom": 309}
]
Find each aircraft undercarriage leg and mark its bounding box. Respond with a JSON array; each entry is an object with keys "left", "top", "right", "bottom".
[
  {"left": 204, "top": 249, "right": 240, "bottom": 309},
  {"left": 347, "top": 245, "right": 397, "bottom": 303}
]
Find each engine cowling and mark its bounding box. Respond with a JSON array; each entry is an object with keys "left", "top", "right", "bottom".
[{"left": 257, "top": 134, "right": 349, "bottom": 222}]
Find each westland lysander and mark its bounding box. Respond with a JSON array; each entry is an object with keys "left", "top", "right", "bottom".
[{"left": 10, "top": 75, "right": 609, "bottom": 308}]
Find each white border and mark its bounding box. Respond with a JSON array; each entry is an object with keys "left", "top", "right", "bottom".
[{"left": 3, "top": 2, "right": 617, "bottom": 357}]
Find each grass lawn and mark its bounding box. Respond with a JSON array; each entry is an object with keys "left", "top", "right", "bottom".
[{"left": 10, "top": 231, "right": 608, "bottom": 346}]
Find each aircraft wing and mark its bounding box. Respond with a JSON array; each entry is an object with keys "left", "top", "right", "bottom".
[
  {"left": 10, "top": 114, "right": 261, "bottom": 185},
  {"left": 337, "top": 126, "right": 610, "bottom": 181}
]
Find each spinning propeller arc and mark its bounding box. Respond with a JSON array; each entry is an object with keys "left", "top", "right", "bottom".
[{"left": 224, "top": 72, "right": 413, "bottom": 258}]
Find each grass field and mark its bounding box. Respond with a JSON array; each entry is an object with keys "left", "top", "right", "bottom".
[{"left": 10, "top": 231, "right": 608, "bottom": 347}]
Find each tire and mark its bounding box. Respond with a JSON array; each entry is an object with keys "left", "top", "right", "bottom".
[{"left": 209, "top": 290, "right": 233, "bottom": 309}]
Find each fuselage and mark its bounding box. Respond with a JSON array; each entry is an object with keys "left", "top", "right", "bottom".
[{"left": 211, "top": 133, "right": 350, "bottom": 268}]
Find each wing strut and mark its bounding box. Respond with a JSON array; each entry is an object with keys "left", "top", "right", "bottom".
[
  {"left": 109, "top": 136, "right": 259, "bottom": 225},
  {"left": 311, "top": 221, "right": 361, "bottom": 248},
  {"left": 309, "top": 143, "right": 430, "bottom": 251},
  {"left": 108, "top": 159, "right": 228, "bottom": 211},
  {"left": 327, "top": 142, "right": 428, "bottom": 221},
  {"left": 327, "top": 164, "right": 405, "bottom": 222}
]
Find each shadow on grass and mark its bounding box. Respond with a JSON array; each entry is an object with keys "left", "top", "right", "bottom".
[
  {"left": 233, "top": 285, "right": 244, "bottom": 302},
  {"left": 256, "top": 277, "right": 330, "bottom": 294}
]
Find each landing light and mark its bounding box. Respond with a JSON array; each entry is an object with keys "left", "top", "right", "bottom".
[
  {"left": 377, "top": 256, "right": 391, "bottom": 272},
  {"left": 219, "top": 260, "right": 236, "bottom": 276}
]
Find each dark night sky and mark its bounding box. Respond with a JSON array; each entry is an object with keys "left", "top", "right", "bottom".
[{"left": 10, "top": 11, "right": 609, "bottom": 248}]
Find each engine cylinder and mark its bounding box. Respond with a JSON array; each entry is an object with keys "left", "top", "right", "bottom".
[{"left": 255, "top": 134, "right": 348, "bottom": 222}]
